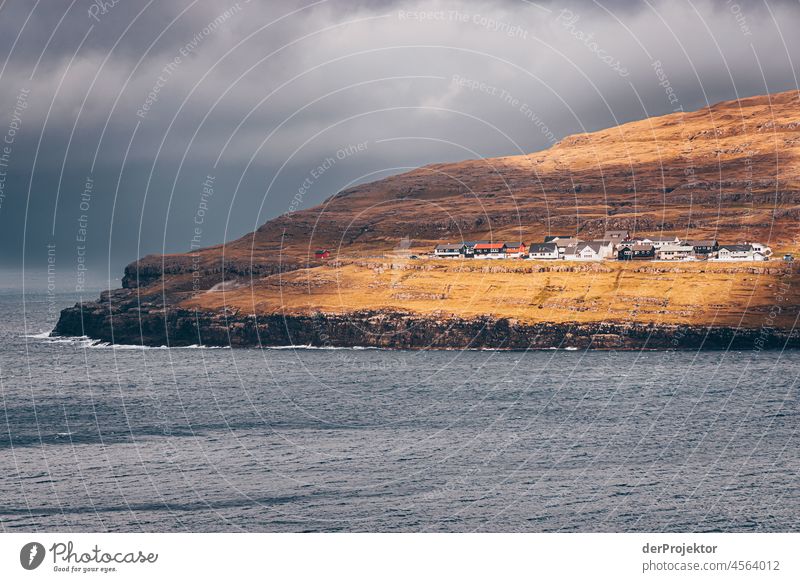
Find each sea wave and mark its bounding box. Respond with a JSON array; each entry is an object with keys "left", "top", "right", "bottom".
[
  {"left": 24, "top": 331, "right": 53, "bottom": 339},
  {"left": 25, "top": 333, "right": 230, "bottom": 350},
  {"left": 264, "top": 345, "right": 381, "bottom": 350}
]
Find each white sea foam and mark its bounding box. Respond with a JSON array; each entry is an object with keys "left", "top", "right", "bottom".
[
  {"left": 87, "top": 342, "right": 230, "bottom": 350},
  {"left": 27, "top": 333, "right": 230, "bottom": 350},
  {"left": 264, "top": 345, "right": 381, "bottom": 350},
  {"left": 24, "top": 331, "right": 53, "bottom": 339}
]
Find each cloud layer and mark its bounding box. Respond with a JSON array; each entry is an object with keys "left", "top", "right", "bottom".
[{"left": 1, "top": 0, "right": 798, "bottom": 286}]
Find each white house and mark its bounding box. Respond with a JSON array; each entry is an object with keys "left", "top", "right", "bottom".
[
  {"left": 603, "top": 230, "right": 630, "bottom": 248},
  {"left": 657, "top": 245, "right": 695, "bottom": 260},
  {"left": 641, "top": 235, "right": 681, "bottom": 250},
  {"left": 549, "top": 237, "right": 582, "bottom": 258},
  {"left": 433, "top": 243, "right": 463, "bottom": 258},
  {"left": 714, "top": 244, "right": 769, "bottom": 261},
  {"left": 562, "top": 244, "right": 579, "bottom": 260},
  {"left": 748, "top": 242, "right": 772, "bottom": 257},
  {"left": 573, "top": 241, "right": 614, "bottom": 260},
  {"left": 716, "top": 244, "right": 752, "bottom": 261},
  {"left": 527, "top": 242, "right": 559, "bottom": 260}
]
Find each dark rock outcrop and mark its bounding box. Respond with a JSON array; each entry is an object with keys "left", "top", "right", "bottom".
[{"left": 53, "top": 301, "right": 799, "bottom": 351}]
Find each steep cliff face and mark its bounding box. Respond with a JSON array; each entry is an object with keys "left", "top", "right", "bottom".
[
  {"left": 54, "top": 90, "right": 800, "bottom": 348},
  {"left": 54, "top": 304, "right": 799, "bottom": 350}
]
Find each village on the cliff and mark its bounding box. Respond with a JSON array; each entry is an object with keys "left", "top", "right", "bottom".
[{"left": 428, "top": 231, "right": 789, "bottom": 262}]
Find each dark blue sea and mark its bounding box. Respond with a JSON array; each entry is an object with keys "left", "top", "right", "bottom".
[{"left": 1, "top": 291, "right": 798, "bottom": 532}]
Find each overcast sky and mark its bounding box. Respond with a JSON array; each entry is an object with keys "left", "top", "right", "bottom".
[{"left": 1, "top": 0, "right": 798, "bottom": 286}]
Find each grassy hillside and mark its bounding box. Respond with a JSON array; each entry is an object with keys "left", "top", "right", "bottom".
[
  {"left": 130, "top": 89, "right": 800, "bottom": 283},
  {"left": 180, "top": 258, "right": 798, "bottom": 329}
]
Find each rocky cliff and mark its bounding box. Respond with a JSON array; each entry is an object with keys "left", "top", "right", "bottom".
[{"left": 54, "top": 302, "right": 798, "bottom": 350}]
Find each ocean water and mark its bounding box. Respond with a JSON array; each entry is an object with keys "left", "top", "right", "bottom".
[{"left": 0, "top": 291, "right": 798, "bottom": 532}]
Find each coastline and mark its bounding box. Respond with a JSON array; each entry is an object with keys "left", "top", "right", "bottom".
[{"left": 53, "top": 301, "right": 800, "bottom": 350}]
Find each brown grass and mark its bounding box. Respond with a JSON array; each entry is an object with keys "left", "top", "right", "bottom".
[{"left": 181, "top": 258, "right": 799, "bottom": 329}]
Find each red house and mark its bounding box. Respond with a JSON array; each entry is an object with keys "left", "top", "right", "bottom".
[
  {"left": 504, "top": 242, "right": 527, "bottom": 258},
  {"left": 314, "top": 249, "right": 330, "bottom": 259}
]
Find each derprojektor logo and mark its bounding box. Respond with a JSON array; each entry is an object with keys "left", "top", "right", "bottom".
[{"left": 20, "top": 542, "right": 46, "bottom": 570}]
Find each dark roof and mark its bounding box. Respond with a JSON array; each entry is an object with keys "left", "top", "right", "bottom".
[
  {"left": 631, "top": 244, "right": 655, "bottom": 251},
  {"left": 577, "top": 242, "right": 609, "bottom": 253},
  {"left": 529, "top": 242, "right": 558, "bottom": 253},
  {"left": 544, "top": 235, "right": 572, "bottom": 242},
  {"left": 503, "top": 242, "right": 526, "bottom": 249},
  {"left": 643, "top": 235, "right": 679, "bottom": 242},
  {"left": 658, "top": 244, "right": 694, "bottom": 251},
  {"left": 685, "top": 240, "right": 717, "bottom": 246},
  {"left": 720, "top": 244, "right": 753, "bottom": 252}
]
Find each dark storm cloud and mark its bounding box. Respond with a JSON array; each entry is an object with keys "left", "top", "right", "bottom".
[{"left": 0, "top": 0, "right": 798, "bottom": 288}]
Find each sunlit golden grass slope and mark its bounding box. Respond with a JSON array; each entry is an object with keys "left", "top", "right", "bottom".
[{"left": 181, "top": 258, "right": 799, "bottom": 329}]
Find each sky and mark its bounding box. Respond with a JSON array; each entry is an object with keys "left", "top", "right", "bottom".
[{"left": 0, "top": 0, "right": 798, "bottom": 288}]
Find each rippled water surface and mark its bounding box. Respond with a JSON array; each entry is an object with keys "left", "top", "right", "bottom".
[{"left": 1, "top": 292, "right": 798, "bottom": 532}]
